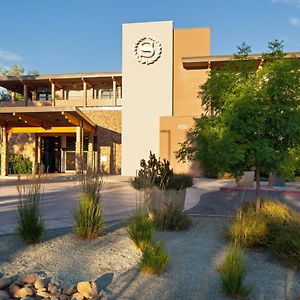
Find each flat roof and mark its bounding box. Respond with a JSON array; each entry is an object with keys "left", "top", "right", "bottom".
[{"left": 182, "top": 51, "right": 300, "bottom": 69}]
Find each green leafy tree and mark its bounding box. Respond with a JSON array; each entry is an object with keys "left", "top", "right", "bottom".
[{"left": 177, "top": 41, "right": 300, "bottom": 210}]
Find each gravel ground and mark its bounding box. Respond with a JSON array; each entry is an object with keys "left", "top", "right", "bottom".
[{"left": 0, "top": 217, "right": 299, "bottom": 300}]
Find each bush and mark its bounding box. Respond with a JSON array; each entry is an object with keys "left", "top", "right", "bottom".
[
  {"left": 165, "top": 174, "right": 193, "bottom": 191},
  {"left": 229, "top": 199, "right": 300, "bottom": 269},
  {"left": 219, "top": 246, "right": 253, "bottom": 299},
  {"left": 140, "top": 241, "right": 169, "bottom": 274},
  {"left": 131, "top": 152, "right": 173, "bottom": 190},
  {"left": 16, "top": 174, "right": 45, "bottom": 243},
  {"left": 127, "top": 206, "right": 153, "bottom": 250},
  {"left": 227, "top": 209, "right": 268, "bottom": 248},
  {"left": 153, "top": 204, "right": 191, "bottom": 231},
  {"left": 74, "top": 172, "right": 104, "bottom": 239},
  {"left": 9, "top": 154, "right": 32, "bottom": 174}
]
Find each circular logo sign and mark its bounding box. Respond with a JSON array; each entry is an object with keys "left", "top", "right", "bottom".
[{"left": 133, "top": 37, "right": 162, "bottom": 65}]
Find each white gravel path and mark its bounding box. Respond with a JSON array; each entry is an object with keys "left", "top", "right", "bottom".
[{"left": 0, "top": 218, "right": 299, "bottom": 300}]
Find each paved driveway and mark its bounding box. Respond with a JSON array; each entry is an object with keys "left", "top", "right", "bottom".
[{"left": 0, "top": 175, "right": 138, "bottom": 234}]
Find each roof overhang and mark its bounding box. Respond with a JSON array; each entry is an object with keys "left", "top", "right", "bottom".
[
  {"left": 0, "top": 106, "right": 96, "bottom": 133},
  {"left": 182, "top": 51, "right": 300, "bottom": 70}
]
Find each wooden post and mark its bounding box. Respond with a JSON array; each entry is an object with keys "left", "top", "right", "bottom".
[
  {"left": 23, "top": 83, "right": 28, "bottom": 106},
  {"left": 83, "top": 81, "right": 87, "bottom": 107},
  {"left": 1, "top": 127, "right": 8, "bottom": 176},
  {"left": 32, "top": 89, "right": 37, "bottom": 101},
  {"left": 51, "top": 82, "right": 56, "bottom": 106},
  {"left": 87, "top": 133, "right": 94, "bottom": 170},
  {"left": 112, "top": 77, "right": 117, "bottom": 106},
  {"left": 75, "top": 121, "right": 83, "bottom": 173},
  {"left": 32, "top": 134, "right": 38, "bottom": 174},
  {"left": 96, "top": 127, "right": 101, "bottom": 172},
  {"left": 60, "top": 88, "right": 64, "bottom": 100}
]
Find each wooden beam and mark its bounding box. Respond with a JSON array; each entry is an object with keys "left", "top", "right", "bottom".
[
  {"left": 62, "top": 112, "right": 80, "bottom": 126},
  {"left": 62, "top": 112, "right": 94, "bottom": 133},
  {"left": 8, "top": 127, "right": 77, "bottom": 134},
  {"left": 1, "top": 127, "right": 8, "bottom": 176},
  {"left": 13, "top": 113, "right": 51, "bottom": 129}
]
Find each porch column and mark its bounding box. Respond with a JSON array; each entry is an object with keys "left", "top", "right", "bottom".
[
  {"left": 83, "top": 81, "right": 87, "bottom": 107},
  {"left": 96, "top": 128, "right": 101, "bottom": 173},
  {"left": 51, "top": 82, "right": 56, "bottom": 106},
  {"left": 23, "top": 83, "right": 28, "bottom": 106},
  {"left": 112, "top": 77, "right": 117, "bottom": 106},
  {"left": 60, "top": 88, "right": 64, "bottom": 100},
  {"left": 87, "top": 133, "right": 94, "bottom": 170},
  {"left": 1, "top": 127, "right": 8, "bottom": 177},
  {"left": 32, "top": 134, "right": 41, "bottom": 174},
  {"left": 75, "top": 121, "right": 83, "bottom": 173}
]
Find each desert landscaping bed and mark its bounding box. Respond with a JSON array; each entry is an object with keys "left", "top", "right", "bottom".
[{"left": 0, "top": 217, "right": 300, "bottom": 300}]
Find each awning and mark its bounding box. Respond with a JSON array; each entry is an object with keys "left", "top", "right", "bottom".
[{"left": 0, "top": 106, "right": 95, "bottom": 133}]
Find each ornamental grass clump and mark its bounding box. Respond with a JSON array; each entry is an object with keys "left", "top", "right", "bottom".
[
  {"left": 74, "top": 171, "right": 104, "bottom": 239},
  {"left": 228, "top": 199, "right": 300, "bottom": 269},
  {"left": 140, "top": 241, "right": 169, "bottom": 275},
  {"left": 16, "top": 173, "right": 45, "bottom": 244},
  {"left": 153, "top": 204, "right": 191, "bottom": 231},
  {"left": 218, "top": 246, "right": 253, "bottom": 299},
  {"left": 127, "top": 205, "right": 154, "bottom": 250},
  {"left": 227, "top": 209, "right": 268, "bottom": 248}
]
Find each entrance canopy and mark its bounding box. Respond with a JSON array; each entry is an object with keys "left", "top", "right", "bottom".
[{"left": 0, "top": 106, "right": 95, "bottom": 133}]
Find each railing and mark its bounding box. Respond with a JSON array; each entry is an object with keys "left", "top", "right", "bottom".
[{"left": 0, "top": 97, "right": 122, "bottom": 108}]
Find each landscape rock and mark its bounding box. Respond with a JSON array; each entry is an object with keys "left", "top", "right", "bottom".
[
  {"left": 62, "top": 285, "right": 76, "bottom": 296},
  {"left": 36, "top": 290, "right": 51, "bottom": 298},
  {"left": 15, "top": 287, "right": 34, "bottom": 298},
  {"left": 34, "top": 279, "right": 47, "bottom": 290},
  {"left": 71, "top": 293, "right": 84, "bottom": 300},
  {"left": 23, "top": 274, "right": 39, "bottom": 285},
  {"left": 0, "top": 290, "right": 10, "bottom": 300},
  {"left": 48, "top": 283, "right": 58, "bottom": 294},
  {"left": 9, "top": 283, "right": 20, "bottom": 296},
  {"left": 58, "top": 294, "right": 70, "bottom": 300},
  {"left": 0, "top": 277, "right": 12, "bottom": 289},
  {"left": 77, "top": 282, "right": 98, "bottom": 299}
]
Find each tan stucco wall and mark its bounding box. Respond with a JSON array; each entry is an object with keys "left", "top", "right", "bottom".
[
  {"left": 160, "top": 116, "right": 203, "bottom": 176},
  {"left": 173, "top": 28, "right": 210, "bottom": 116},
  {"left": 122, "top": 21, "right": 173, "bottom": 176}
]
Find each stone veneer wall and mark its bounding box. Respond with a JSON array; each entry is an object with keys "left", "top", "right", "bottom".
[
  {"left": 82, "top": 109, "right": 122, "bottom": 175},
  {"left": 1, "top": 109, "right": 122, "bottom": 175}
]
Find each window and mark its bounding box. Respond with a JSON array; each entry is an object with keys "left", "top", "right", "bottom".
[{"left": 38, "top": 92, "right": 52, "bottom": 101}]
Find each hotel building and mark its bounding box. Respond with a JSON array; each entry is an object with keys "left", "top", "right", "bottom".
[{"left": 0, "top": 21, "right": 299, "bottom": 176}]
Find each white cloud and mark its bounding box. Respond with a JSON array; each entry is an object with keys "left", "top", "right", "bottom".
[
  {"left": 290, "top": 17, "right": 300, "bottom": 25},
  {"left": 0, "top": 49, "right": 22, "bottom": 61}
]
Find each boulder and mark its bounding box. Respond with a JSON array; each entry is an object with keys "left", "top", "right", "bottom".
[
  {"left": 36, "top": 290, "right": 51, "bottom": 298},
  {"left": 58, "top": 294, "right": 69, "bottom": 300},
  {"left": 9, "top": 283, "right": 20, "bottom": 296},
  {"left": 48, "top": 283, "right": 59, "bottom": 294},
  {"left": 0, "top": 290, "right": 9, "bottom": 300},
  {"left": 62, "top": 284, "right": 76, "bottom": 296},
  {"left": 71, "top": 293, "right": 84, "bottom": 300},
  {"left": 77, "top": 282, "right": 98, "bottom": 299},
  {"left": 34, "top": 279, "right": 47, "bottom": 290},
  {"left": 15, "top": 287, "right": 34, "bottom": 298},
  {"left": 0, "top": 277, "right": 12, "bottom": 290},
  {"left": 23, "top": 274, "right": 39, "bottom": 285}
]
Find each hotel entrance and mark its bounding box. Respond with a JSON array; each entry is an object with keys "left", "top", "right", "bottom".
[{"left": 41, "top": 137, "right": 61, "bottom": 173}]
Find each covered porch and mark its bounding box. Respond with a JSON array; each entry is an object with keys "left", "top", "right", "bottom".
[{"left": 0, "top": 106, "right": 97, "bottom": 176}]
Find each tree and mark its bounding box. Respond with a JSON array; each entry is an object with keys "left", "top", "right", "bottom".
[{"left": 176, "top": 41, "right": 300, "bottom": 210}]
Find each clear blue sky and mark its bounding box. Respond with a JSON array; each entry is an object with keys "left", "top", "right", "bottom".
[{"left": 0, "top": 0, "right": 299, "bottom": 74}]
